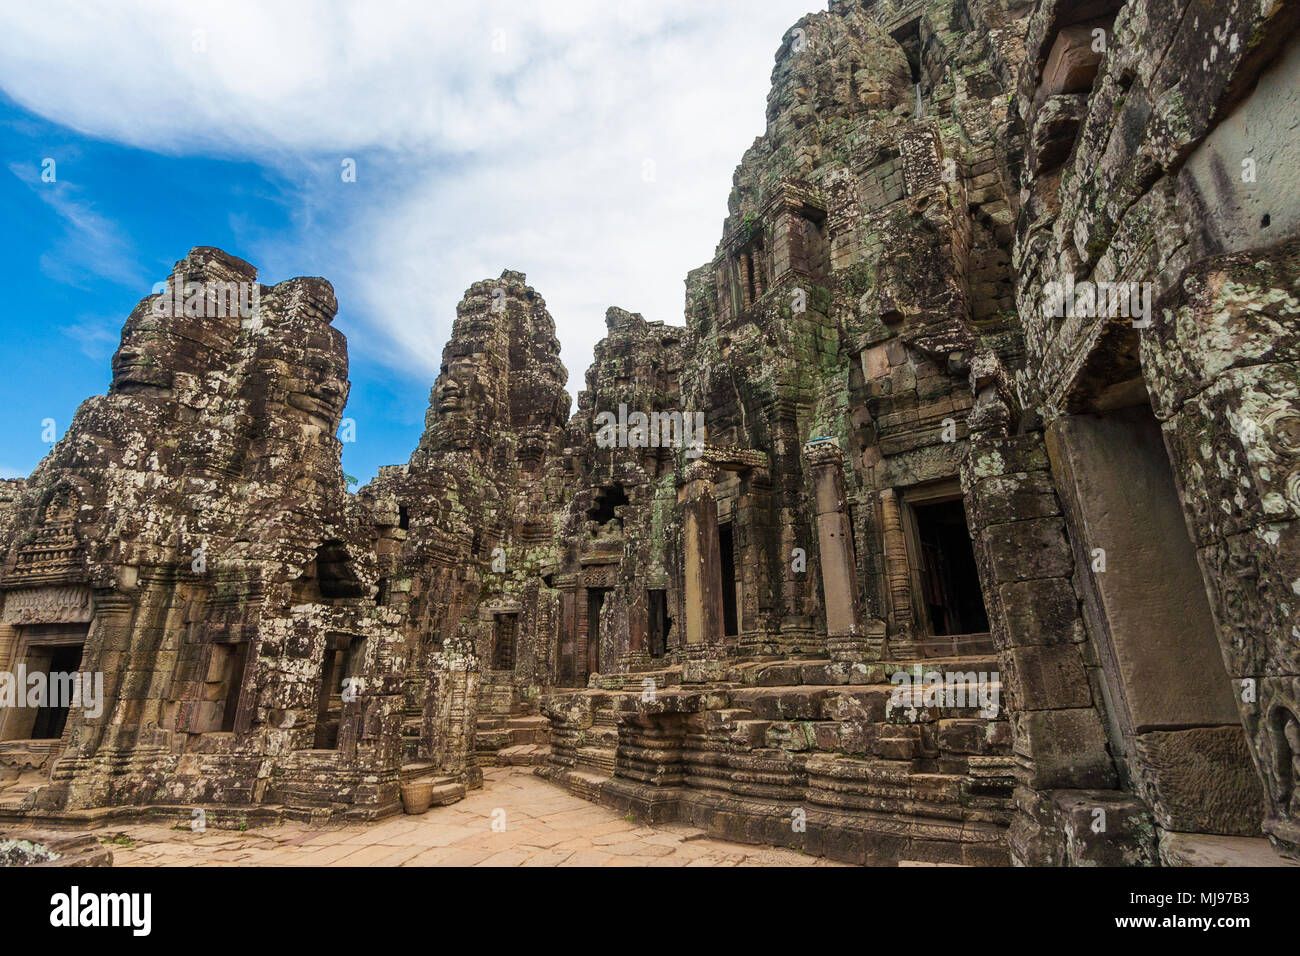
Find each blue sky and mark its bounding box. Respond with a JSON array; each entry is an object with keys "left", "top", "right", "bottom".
[{"left": 0, "top": 1, "right": 816, "bottom": 486}]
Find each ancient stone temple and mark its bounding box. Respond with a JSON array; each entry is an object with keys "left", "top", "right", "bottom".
[{"left": 1, "top": 0, "right": 1298, "bottom": 866}]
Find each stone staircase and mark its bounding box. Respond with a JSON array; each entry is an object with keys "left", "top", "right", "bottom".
[
  {"left": 397, "top": 760, "right": 467, "bottom": 813},
  {"left": 475, "top": 672, "right": 550, "bottom": 767}
]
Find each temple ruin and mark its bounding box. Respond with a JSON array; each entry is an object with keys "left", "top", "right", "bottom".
[{"left": 2, "top": 0, "right": 1298, "bottom": 866}]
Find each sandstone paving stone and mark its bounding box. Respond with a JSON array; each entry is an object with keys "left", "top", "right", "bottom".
[{"left": 97, "top": 768, "right": 828, "bottom": 866}]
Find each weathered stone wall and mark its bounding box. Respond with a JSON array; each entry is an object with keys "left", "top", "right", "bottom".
[
  {"left": 540, "top": 0, "right": 1034, "bottom": 866},
  {"left": 540, "top": 0, "right": 1298, "bottom": 866},
  {"left": 1011, "top": 0, "right": 1299, "bottom": 859},
  {"left": 0, "top": 248, "right": 406, "bottom": 822},
  {"left": 0, "top": 481, "right": 23, "bottom": 522}
]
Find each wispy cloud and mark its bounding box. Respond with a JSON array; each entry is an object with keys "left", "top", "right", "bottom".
[
  {"left": 9, "top": 162, "right": 146, "bottom": 290},
  {"left": 60, "top": 316, "right": 122, "bottom": 360},
  {"left": 0, "top": 0, "right": 817, "bottom": 383}
]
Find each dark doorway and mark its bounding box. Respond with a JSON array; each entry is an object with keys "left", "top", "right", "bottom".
[
  {"left": 911, "top": 499, "right": 988, "bottom": 636},
  {"left": 718, "top": 523, "right": 739, "bottom": 637},
  {"left": 314, "top": 634, "right": 365, "bottom": 749},
  {"left": 1050, "top": 400, "right": 1251, "bottom": 821},
  {"left": 493, "top": 614, "right": 518, "bottom": 671},
  {"left": 316, "top": 541, "right": 367, "bottom": 599},
  {"left": 586, "top": 588, "right": 611, "bottom": 676},
  {"left": 218, "top": 641, "right": 249, "bottom": 733},
  {"left": 647, "top": 589, "right": 670, "bottom": 658},
  {"left": 29, "top": 644, "right": 84, "bottom": 740}
]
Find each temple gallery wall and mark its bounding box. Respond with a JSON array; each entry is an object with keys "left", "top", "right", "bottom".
[{"left": 1, "top": 0, "right": 1298, "bottom": 866}]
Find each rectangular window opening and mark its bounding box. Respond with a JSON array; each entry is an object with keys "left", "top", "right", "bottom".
[{"left": 28, "top": 644, "right": 84, "bottom": 740}]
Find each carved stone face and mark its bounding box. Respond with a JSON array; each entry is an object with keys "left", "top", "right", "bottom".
[
  {"left": 436, "top": 374, "right": 465, "bottom": 417},
  {"left": 110, "top": 297, "right": 239, "bottom": 397},
  {"left": 283, "top": 350, "right": 348, "bottom": 431},
  {"left": 429, "top": 352, "right": 496, "bottom": 452}
]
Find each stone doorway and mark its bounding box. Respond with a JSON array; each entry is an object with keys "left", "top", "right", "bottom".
[
  {"left": 718, "top": 522, "right": 739, "bottom": 638},
  {"left": 647, "top": 589, "right": 669, "bottom": 659},
  {"left": 586, "top": 588, "right": 610, "bottom": 676},
  {"left": 1047, "top": 401, "right": 1263, "bottom": 834},
  {"left": 492, "top": 613, "right": 518, "bottom": 671},
  {"left": 908, "top": 497, "right": 988, "bottom": 636},
  {"left": 1, "top": 624, "right": 89, "bottom": 742},
  {"left": 189, "top": 640, "right": 249, "bottom": 734},
  {"left": 898, "top": 481, "right": 990, "bottom": 655},
  {"left": 28, "top": 644, "right": 83, "bottom": 739},
  {"left": 314, "top": 634, "right": 366, "bottom": 750}
]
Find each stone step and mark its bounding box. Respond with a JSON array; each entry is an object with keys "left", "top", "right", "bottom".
[
  {"left": 726, "top": 681, "right": 1004, "bottom": 724},
  {"left": 586, "top": 668, "right": 682, "bottom": 691},
  {"left": 585, "top": 724, "right": 618, "bottom": 745},
  {"left": 496, "top": 744, "right": 549, "bottom": 766},
  {"left": 506, "top": 715, "right": 548, "bottom": 730},
  {"left": 884, "top": 654, "right": 1002, "bottom": 675},
  {"left": 476, "top": 729, "right": 512, "bottom": 748},
  {"left": 504, "top": 717, "right": 546, "bottom": 733},
  {"left": 736, "top": 654, "right": 1001, "bottom": 685},
  {"left": 398, "top": 762, "right": 460, "bottom": 786},
  {"left": 574, "top": 745, "right": 617, "bottom": 776}
]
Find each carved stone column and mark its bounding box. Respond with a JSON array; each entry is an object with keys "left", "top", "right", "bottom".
[
  {"left": 879, "top": 487, "right": 916, "bottom": 658},
  {"left": 805, "top": 439, "right": 866, "bottom": 660},
  {"left": 680, "top": 461, "right": 726, "bottom": 682}
]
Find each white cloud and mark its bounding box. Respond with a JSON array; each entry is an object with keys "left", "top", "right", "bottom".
[
  {"left": 0, "top": 0, "right": 817, "bottom": 385},
  {"left": 60, "top": 316, "right": 122, "bottom": 360}
]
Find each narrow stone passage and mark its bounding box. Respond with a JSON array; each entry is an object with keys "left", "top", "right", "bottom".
[{"left": 83, "top": 768, "right": 841, "bottom": 867}]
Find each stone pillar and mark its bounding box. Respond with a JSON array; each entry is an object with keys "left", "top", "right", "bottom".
[
  {"left": 681, "top": 462, "right": 727, "bottom": 682},
  {"left": 681, "top": 461, "right": 723, "bottom": 647},
  {"left": 773, "top": 405, "right": 817, "bottom": 653},
  {"left": 961, "top": 363, "right": 1125, "bottom": 863},
  {"left": 805, "top": 440, "right": 864, "bottom": 659},
  {"left": 423, "top": 627, "right": 481, "bottom": 788},
  {"left": 617, "top": 589, "right": 644, "bottom": 673},
  {"left": 879, "top": 487, "right": 916, "bottom": 657}
]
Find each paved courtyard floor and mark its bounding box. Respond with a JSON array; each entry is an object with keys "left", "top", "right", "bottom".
[{"left": 82, "top": 767, "right": 841, "bottom": 867}]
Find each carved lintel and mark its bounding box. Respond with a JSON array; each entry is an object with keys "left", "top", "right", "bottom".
[{"left": 2, "top": 585, "right": 94, "bottom": 625}]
